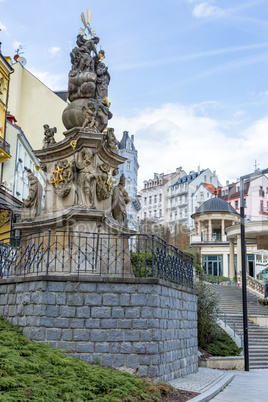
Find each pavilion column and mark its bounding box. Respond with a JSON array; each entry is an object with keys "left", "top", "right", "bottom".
[
  {"left": 229, "top": 238, "right": 235, "bottom": 278},
  {"left": 221, "top": 219, "right": 225, "bottom": 240},
  {"left": 208, "top": 219, "right": 212, "bottom": 242},
  {"left": 198, "top": 220, "right": 201, "bottom": 236},
  {"left": 237, "top": 234, "right": 242, "bottom": 274}
]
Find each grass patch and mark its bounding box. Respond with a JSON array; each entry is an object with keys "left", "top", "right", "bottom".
[
  {"left": 205, "top": 328, "right": 242, "bottom": 357},
  {"left": 0, "top": 316, "right": 173, "bottom": 401}
]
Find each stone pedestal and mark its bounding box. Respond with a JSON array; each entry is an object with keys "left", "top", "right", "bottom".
[{"left": 14, "top": 129, "right": 134, "bottom": 276}]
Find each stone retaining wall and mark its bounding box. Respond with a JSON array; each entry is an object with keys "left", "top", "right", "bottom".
[{"left": 0, "top": 276, "right": 198, "bottom": 382}]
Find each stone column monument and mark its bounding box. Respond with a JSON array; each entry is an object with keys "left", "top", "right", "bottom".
[{"left": 14, "top": 10, "right": 133, "bottom": 275}]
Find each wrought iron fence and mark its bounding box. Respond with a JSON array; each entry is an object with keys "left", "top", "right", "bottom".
[{"left": 0, "top": 230, "right": 193, "bottom": 288}]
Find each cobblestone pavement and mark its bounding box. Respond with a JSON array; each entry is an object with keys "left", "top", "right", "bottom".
[
  {"left": 211, "top": 369, "right": 268, "bottom": 401},
  {"left": 169, "top": 367, "right": 229, "bottom": 393}
]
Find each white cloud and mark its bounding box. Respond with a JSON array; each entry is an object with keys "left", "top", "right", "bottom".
[
  {"left": 0, "top": 21, "right": 7, "bottom": 31},
  {"left": 193, "top": 2, "right": 224, "bottom": 18},
  {"left": 112, "top": 103, "right": 268, "bottom": 188},
  {"left": 48, "top": 46, "right": 61, "bottom": 57}
]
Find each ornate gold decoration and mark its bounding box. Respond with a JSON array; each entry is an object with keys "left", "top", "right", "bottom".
[
  {"left": 70, "top": 140, "right": 77, "bottom": 150},
  {"left": 107, "top": 169, "right": 113, "bottom": 191},
  {"left": 80, "top": 9, "right": 96, "bottom": 39},
  {"left": 51, "top": 165, "right": 64, "bottom": 187},
  {"left": 34, "top": 165, "right": 40, "bottom": 171}
]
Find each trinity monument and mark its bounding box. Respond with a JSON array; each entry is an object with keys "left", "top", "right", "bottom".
[{"left": 15, "top": 10, "right": 132, "bottom": 274}]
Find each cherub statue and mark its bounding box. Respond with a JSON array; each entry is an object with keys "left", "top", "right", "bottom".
[
  {"left": 43, "top": 124, "right": 57, "bottom": 149},
  {"left": 82, "top": 104, "right": 99, "bottom": 133}
]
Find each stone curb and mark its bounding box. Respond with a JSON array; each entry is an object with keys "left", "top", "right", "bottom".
[{"left": 189, "top": 372, "right": 235, "bottom": 402}]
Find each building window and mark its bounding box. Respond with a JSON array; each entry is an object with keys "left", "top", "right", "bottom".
[
  {"left": 126, "top": 160, "right": 131, "bottom": 171},
  {"left": 154, "top": 210, "right": 157, "bottom": 218},
  {"left": 149, "top": 196, "right": 152, "bottom": 204},
  {"left": 244, "top": 198, "right": 246, "bottom": 208},
  {"left": 149, "top": 210, "right": 152, "bottom": 218},
  {"left": 144, "top": 212, "right": 147, "bottom": 219},
  {"left": 202, "top": 255, "right": 223, "bottom": 276},
  {"left": 210, "top": 176, "right": 212, "bottom": 183},
  {"left": 159, "top": 209, "right": 162, "bottom": 217},
  {"left": 204, "top": 175, "right": 207, "bottom": 182},
  {"left": 159, "top": 194, "right": 162, "bottom": 202},
  {"left": 154, "top": 195, "right": 157, "bottom": 203},
  {"left": 184, "top": 208, "right": 187, "bottom": 216},
  {"left": 235, "top": 200, "right": 238, "bottom": 209},
  {"left": 170, "top": 213, "right": 172, "bottom": 220},
  {"left": 260, "top": 200, "right": 264, "bottom": 212},
  {"left": 144, "top": 197, "right": 147, "bottom": 205}
]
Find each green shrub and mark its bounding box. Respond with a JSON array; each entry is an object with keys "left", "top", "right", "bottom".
[
  {"left": 131, "top": 251, "right": 153, "bottom": 278},
  {"left": 205, "top": 328, "right": 242, "bottom": 356},
  {"left": 195, "top": 282, "right": 221, "bottom": 348},
  {"left": 0, "top": 316, "right": 172, "bottom": 401}
]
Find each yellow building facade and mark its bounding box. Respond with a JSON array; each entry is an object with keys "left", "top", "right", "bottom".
[
  {"left": 8, "top": 61, "right": 67, "bottom": 150},
  {"left": 0, "top": 54, "right": 13, "bottom": 163}
]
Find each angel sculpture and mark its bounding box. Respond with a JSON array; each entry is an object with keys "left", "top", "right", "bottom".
[{"left": 80, "top": 9, "right": 96, "bottom": 39}]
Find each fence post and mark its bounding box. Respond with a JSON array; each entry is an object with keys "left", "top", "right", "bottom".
[
  {"left": 46, "top": 229, "right": 51, "bottom": 275},
  {"left": 152, "top": 233, "right": 155, "bottom": 277}
]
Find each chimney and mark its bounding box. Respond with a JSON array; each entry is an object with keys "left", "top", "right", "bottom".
[
  {"left": 198, "top": 165, "right": 200, "bottom": 174},
  {"left": 226, "top": 180, "right": 229, "bottom": 186}
]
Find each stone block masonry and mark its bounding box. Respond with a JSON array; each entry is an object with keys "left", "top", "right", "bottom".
[{"left": 0, "top": 276, "right": 198, "bottom": 382}]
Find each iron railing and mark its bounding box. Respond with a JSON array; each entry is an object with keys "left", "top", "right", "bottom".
[{"left": 0, "top": 230, "right": 193, "bottom": 288}]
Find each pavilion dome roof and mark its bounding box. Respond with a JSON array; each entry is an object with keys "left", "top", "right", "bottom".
[{"left": 194, "top": 197, "right": 238, "bottom": 215}]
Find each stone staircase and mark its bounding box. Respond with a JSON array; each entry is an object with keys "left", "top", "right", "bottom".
[{"left": 212, "top": 284, "right": 268, "bottom": 369}]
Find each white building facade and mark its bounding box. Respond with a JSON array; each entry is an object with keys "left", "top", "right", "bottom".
[
  {"left": 166, "top": 168, "right": 221, "bottom": 229},
  {"left": 3, "top": 117, "right": 46, "bottom": 204},
  {"left": 117, "top": 131, "right": 140, "bottom": 230}
]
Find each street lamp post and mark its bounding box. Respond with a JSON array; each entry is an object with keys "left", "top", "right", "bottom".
[{"left": 240, "top": 167, "right": 268, "bottom": 371}]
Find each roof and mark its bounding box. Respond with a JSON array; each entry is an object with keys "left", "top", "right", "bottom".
[
  {"left": 118, "top": 131, "right": 135, "bottom": 151},
  {"left": 193, "top": 197, "right": 238, "bottom": 215},
  {"left": 203, "top": 183, "right": 221, "bottom": 194}
]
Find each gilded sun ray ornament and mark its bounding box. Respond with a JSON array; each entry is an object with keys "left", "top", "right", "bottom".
[
  {"left": 80, "top": 8, "right": 96, "bottom": 39},
  {"left": 51, "top": 165, "right": 64, "bottom": 187}
]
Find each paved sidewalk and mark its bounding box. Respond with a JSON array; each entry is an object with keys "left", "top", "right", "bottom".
[
  {"left": 211, "top": 369, "right": 268, "bottom": 401},
  {"left": 169, "top": 368, "right": 235, "bottom": 401}
]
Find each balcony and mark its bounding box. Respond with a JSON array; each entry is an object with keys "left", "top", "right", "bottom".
[
  {"left": 191, "top": 233, "right": 228, "bottom": 244},
  {"left": 0, "top": 137, "right": 11, "bottom": 163}
]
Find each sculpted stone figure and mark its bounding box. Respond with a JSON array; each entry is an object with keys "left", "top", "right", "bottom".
[
  {"left": 105, "top": 127, "right": 118, "bottom": 153},
  {"left": 76, "top": 149, "right": 96, "bottom": 208},
  {"left": 53, "top": 159, "right": 74, "bottom": 198},
  {"left": 43, "top": 125, "right": 57, "bottom": 149},
  {"left": 82, "top": 104, "right": 99, "bottom": 133},
  {"left": 112, "top": 174, "right": 129, "bottom": 228},
  {"left": 95, "top": 50, "right": 110, "bottom": 105},
  {"left": 96, "top": 163, "right": 111, "bottom": 201},
  {"left": 21, "top": 170, "right": 43, "bottom": 221},
  {"left": 62, "top": 15, "right": 112, "bottom": 133}
]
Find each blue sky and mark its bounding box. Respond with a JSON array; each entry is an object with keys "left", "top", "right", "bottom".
[{"left": 1, "top": 0, "right": 268, "bottom": 187}]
